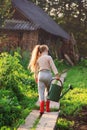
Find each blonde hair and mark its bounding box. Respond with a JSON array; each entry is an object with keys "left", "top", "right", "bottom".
[{"left": 28, "top": 44, "right": 49, "bottom": 73}]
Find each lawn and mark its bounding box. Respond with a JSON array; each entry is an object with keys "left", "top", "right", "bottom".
[{"left": 56, "top": 59, "right": 87, "bottom": 130}]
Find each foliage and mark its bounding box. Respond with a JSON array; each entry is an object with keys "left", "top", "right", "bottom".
[
  {"left": 10, "top": 47, "right": 30, "bottom": 69},
  {"left": 30, "top": 0, "right": 87, "bottom": 56},
  {"left": 0, "top": 52, "right": 36, "bottom": 90},
  {"left": 60, "top": 88, "right": 87, "bottom": 115},
  {"left": 0, "top": 52, "right": 87, "bottom": 129},
  {"left": 0, "top": 126, "right": 17, "bottom": 130},
  {"left": 56, "top": 59, "right": 87, "bottom": 129},
  {"left": 0, "top": 0, "right": 14, "bottom": 47},
  {"left": 79, "top": 58, "right": 87, "bottom": 67},
  {"left": 0, "top": 0, "right": 12, "bottom": 24},
  {"left": 0, "top": 89, "right": 22, "bottom": 127},
  {"left": 57, "top": 118, "right": 74, "bottom": 130},
  {"left": 60, "top": 61, "right": 87, "bottom": 115},
  {"left": 0, "top": 52, "right": 38, "bottom": 128},
  {"left": 63, "top": 60, "right": 87, "bottom": 89}
]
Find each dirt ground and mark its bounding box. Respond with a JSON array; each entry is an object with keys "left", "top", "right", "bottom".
[
  {"left": 73, "top": 106, "right": 87, "bottom": 130},
  {"left": 57, "top": 106, "right": 87, "bottom": 130}
]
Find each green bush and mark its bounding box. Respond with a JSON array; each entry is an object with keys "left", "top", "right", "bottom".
[
  {"left": 0, "top": 52, "right": 37, "bottom": 128},
  {"left": 79, "top": 58, "right": 87, "bottom": 67},
  {"left": 10, "top": 47, "right": 30, "bottom": 69},
  {"left": 0, "top": 89, "right": 22, "bottom": 127},
  {"left": 57, "top": 118, "right": 74, "bottom": 130},
  {"left": 0, "top": 52, "right": 36, "bottom": 90}
]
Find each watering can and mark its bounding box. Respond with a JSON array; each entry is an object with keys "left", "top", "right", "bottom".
[{"left": 47, "top": 79, "right": 73, "bottom": 102}]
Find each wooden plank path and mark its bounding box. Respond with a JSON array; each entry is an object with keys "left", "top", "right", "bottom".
[
  {"left": 18, "top": 101, "right": 60, "bottom": 130},
  {"left": 36, "top": 112, "right": 59, "bottom": 130},
  {"left": 18, "top": 72, "right": 67, "bottom": 130},
  {"left": 18, "top": 110, "right": 40, "bottom": 130}
]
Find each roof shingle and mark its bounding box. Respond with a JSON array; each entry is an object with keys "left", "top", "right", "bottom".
[{"left": 0, "top": 19, "right": 39, "bottom": 31}]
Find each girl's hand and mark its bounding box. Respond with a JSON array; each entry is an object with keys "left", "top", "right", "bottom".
[
  {"left": 55, "top": 74, "right": 60, "bottom": 80},
  {"left": 55, "top": 76, "right": 60, "bottom": 80}
]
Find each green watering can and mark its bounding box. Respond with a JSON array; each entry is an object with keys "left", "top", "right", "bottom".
[{"left": 47, "top": 79, "right": 73, "bottom": 102}]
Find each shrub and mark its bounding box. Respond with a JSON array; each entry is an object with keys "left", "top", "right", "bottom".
[
  {"left": 57, "top": 118, "right": 74, "bottom": 130},
  {"left": 79, "top": 58, "right": 87, "bottom": 67},
  {"left": 0, "top": 89, "right": 22, "bottom": 127},
  {"left": 10, "top": 47, "right": 30, "bottom": 69},
  {"left": 0, "top": 52, "right": 37, "bottom": 127}
]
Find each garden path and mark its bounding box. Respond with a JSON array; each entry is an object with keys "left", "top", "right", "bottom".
[{"left": 18, "top": 72, "right": 67, "bottom": 130}]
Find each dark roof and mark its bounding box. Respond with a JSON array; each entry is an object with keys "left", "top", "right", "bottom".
[
  {"left": 0, "top": 19, "right": 39, "bottom": 31},
  {"left": 12, "top": 0, "right": 70, "bottom": 39}
]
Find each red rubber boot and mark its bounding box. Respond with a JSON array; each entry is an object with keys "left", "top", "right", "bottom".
[
  {"left": 46, "top": 100, "right": 50, "bottom": 112},
  {"left": 40, "top": 101, "right": 44, "bottom": 115}
]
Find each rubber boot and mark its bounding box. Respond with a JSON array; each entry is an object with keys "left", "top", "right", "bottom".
[
  {"left": 46, "top": 100, "right": 50, "bottom": 112},
  {"left": 40, "top": 101, "right": 44, "bottom": 115}
]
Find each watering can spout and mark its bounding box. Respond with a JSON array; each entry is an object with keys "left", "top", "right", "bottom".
[
  {"left": 69, "top": 84, "right": 73, "bottom": 90},
  {"left": 60, "top": 84, "right": 73, "bottom": 99}
]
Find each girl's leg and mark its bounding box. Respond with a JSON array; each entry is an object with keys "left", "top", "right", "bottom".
[
  {"left": 44, "top": 73, "right": 52, "bottom": 112},
  {"left": 38, "top": 81, "right": 45, "bottom": 114},
  {"left": 45, "top": 87, "right": 50, "bottom": 112},
  {"left": 38, "top": 70, "right": 52, "bottom": 113}
]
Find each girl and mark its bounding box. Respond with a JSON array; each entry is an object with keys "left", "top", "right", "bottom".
[{"left": 28, "top": 45, "right": 59, "bottom": 115}]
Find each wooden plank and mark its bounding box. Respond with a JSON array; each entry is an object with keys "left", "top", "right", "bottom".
[
  {"left": 36, "top": 112, "right": 59, "bottom": 130},
  {"left": 18, "top": 110, "right": 40, "bottom": 130}
]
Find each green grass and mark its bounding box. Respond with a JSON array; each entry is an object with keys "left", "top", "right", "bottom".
[
  {"left": 56, "top": 60, "right": 87, "bottom": 129},
  {"left": 31, "top": 117, "right": 40, "bottom": 130}
]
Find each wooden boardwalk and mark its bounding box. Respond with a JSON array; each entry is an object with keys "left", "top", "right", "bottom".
[
  {"left": 18, "top": 72, "right": 67, "bottom": 130},
  {"left": 18, "top": 101, "right": 60, "bottom": 130},
  {"left": 36, "top": 112, "right": 59, "bottom": 130}
]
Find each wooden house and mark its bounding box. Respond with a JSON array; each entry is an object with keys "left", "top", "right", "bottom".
[{"left": 0, "top": 0, "right": 70, "bottom": 58}]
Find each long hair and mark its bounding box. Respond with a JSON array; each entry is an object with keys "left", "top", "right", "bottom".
[{"left": 28, "top": 44, "right": 49, "bottom": 73}]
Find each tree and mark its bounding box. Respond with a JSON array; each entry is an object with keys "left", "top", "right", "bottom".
[
  {"left": 0, "top": 0, "right": 13, "bottom": 47},
  {"left": 0, "top": 0, "right": 12, "bottom": 25},
  {"left": 30, "top": 0, "right": 87, "bottom": 57},
  {"left": 56, "top": 0, "right": 87, "bottom": 57}
]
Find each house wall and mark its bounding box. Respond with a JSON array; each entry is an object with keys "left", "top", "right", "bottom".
[
  {"left": 0, "top": 29, "right": 62, "bottom": 59},
  {"left": 0, "top": 30, "right": 19, "bottom": 52},
  {"left": 0, "top": 30, "right": 38, "bottom": 52},
  {"left": 38, "top": 29, "right": 62, "bottom": 58},
  {"left": 21, "top": 30, "right": 38, "bottom": 51}
]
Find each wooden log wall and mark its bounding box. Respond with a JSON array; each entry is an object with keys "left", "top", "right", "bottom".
[{"left": 0, "top": 30, "right": 38, "bottom": 53}]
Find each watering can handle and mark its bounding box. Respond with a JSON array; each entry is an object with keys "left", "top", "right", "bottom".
[{"left": 50, "top": 78, "right": 63, "bottom": 86}]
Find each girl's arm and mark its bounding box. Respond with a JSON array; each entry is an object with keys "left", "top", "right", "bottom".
[{"left": 49, "top": 56, "right": 60, "bottom": 79}]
